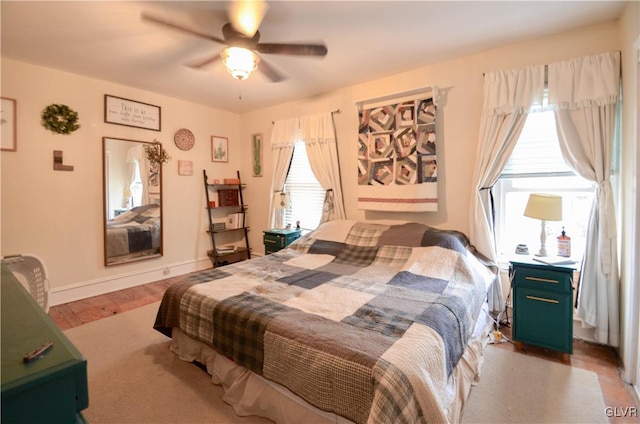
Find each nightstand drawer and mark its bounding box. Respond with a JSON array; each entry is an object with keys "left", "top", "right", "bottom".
[
  {"left": 513, "top": 286, "right": 573, "bottom": 353},
  {"left": 513, "top": 265, "right": 572, "bottom": 294},
  {"left": 263, "top": 229, "right": 302, "bottom": 254},
  {"left": 263, "top": 234, "right": 287, "bottom": 249}
]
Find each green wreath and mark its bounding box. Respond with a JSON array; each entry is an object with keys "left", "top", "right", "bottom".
[
  {"left": 41, "top": 104, "right": 80, "bottom": 135},
  {"left": 144, "top": 143, "right": 171, "bottom": 165}
]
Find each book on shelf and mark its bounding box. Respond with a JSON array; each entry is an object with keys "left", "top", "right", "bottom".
[
  {"left": 216, "top": 245, "right": 238, "bottom": 254},
  {"left": 211, "top": 218, "right": 226, "bottom": 231},
  {"left": 226, "top": 212, "right": 246, "bottom": 229},
  {"left": 532, "top": 256, "right": 577, "bottom": 266}
]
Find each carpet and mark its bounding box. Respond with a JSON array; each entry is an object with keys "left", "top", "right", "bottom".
[
  {"left": 64, "top": 302, "right": 608, "bottom": 424},
  {"left": 64, "top": 302, "right": 270, "bottom": 424},
  {"left": 461, "top": 345, "right": 608, "bottom": 423}
]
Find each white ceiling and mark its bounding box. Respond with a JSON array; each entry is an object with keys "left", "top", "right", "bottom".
[{"left": 1, "top": 1, "right": 628, "bottom": 113}]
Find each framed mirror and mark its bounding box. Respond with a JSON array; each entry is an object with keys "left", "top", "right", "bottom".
[{"left": 102, "top": 137, "right": 163, "bottom": 266}]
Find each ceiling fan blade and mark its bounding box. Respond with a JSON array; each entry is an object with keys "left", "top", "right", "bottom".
[
  {"left": 257, "top": 58, "right": 286, "bottom": 83},
  {"left": 228, "top": 0, "right": 268, "bottom": 38},
  {"left": 141, "top": 12, "right": 226, "bottom": 45},
  {"left": 256, "top": 43, "right": 328, "bottom": 57},
  {"left": 185, "top": 53, "right": 222, "bottom": 69}
]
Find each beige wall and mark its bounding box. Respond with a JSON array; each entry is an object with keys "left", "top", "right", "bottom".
[
  {"left": 1, "top": 59, "right": 241, "bottom": 298},
  {"left": 0, "top": 19, "right": 629, "bottom": 313}
]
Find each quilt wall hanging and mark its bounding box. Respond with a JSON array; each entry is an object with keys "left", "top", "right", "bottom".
[{"left": 357, "top": 88, "right": 439, "bottom": 211}]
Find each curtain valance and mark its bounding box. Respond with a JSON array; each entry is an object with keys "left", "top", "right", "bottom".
[
  {"left": 270, "top": 117, "right": 300, "bottom": 149},
  {"left": 548, "top": 51, "right": 620, "bottom": 109},
  {"left": 482, "top": 66, "right": 545, "bottom": 115},
  {"left": 300, "top": 113, "right": 336, "bottom": 146}
]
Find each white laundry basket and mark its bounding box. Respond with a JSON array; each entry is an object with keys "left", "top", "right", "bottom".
[{"left": 2, "top": 254, "right": 50, "bottom": 313}]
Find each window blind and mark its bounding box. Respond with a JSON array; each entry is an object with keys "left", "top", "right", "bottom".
[
  {"left": 283, "top": 141, "right": 325, "bottom": 229},
  {"left": 500, "top": 109, "right": 574, "bottom": 178}
]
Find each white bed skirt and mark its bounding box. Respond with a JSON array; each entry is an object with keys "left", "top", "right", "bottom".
[{"left": 169, "top": 304, "right": 493, "bottom": 424}]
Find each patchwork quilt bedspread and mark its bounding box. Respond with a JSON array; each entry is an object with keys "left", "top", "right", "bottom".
[
  {"left": 155, "top": 220, "right": 496, "bottom": 424},
  {"left": 106, "top": 204, "right": 161, "bottom": 257}
]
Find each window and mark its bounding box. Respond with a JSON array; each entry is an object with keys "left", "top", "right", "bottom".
[
  {"left": 495, "top": 108, "right": 595, "bottom": 262},
  {"left": 130, "top": 161, "right": 143, "bottom": 208},
  {"left": 282, "top": 141, "right": 325, "bottom": 230}
]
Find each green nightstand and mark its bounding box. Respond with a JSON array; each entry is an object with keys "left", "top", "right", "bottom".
[
  {"left": 511, "top": 259, "right": 576, "bottom": 363},
  {"left": 263, "top": 228, "right": 302, "bottom": 254}
]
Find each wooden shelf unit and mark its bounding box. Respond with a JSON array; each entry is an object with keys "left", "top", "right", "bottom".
[{"left": 203, "top": 170, "right": 251, "bottom": 267}]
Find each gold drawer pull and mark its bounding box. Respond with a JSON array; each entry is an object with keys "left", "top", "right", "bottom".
[
  {"left": 526, "top": 295, "right": 559, "bottom": 304},
  {"left": 264, "top": 239, "right": 276, "bottom": 244},
  {"left": 525, "top": 276, "right": 559, "bottom": 284}
]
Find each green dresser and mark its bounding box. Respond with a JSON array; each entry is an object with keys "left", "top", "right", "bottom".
[
  {"left": 263, "top": 228, "right": 302, "bottom": 254},
  {"left": 1, "top": 265, "right": 89, "bottom": 423},
  {"left": 511, "top": 259, "right": 575, "bottom": 362}
]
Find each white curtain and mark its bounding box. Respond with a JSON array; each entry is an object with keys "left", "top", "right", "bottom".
[
  {"left": 126, "top": 145, "right": 148, "bottom": 206},
  {"left": 470, "top": 65, "right": 546, "bottom": 312},
  {"left": 268, "top": 118, "right": 299, "bottom": 229},
  {"left": 548, "top": 51, "right": 621, "bottom": 346},
  {"left": 299, "top": 113, "right": 346, "bottom": 223}
]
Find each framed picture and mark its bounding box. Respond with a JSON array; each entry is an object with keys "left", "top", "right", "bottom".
[
  {"left": 104, "top": 94, "right": 161, "bottom": 131},
  {"left": 211, "top": 136, "right": 228, "bottom": 163},
  {"left": 251, "top": 133, "right": 263, "bottom": 176},
  {"left": 178, "top": 160, "right": 193, "bottom": 176},
  {"left": 1, "top": 97, "right": 17, "bottom": 152}
]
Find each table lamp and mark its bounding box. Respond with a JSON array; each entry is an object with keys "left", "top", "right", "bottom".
[
  {"left": 523, "top": 193, "right": 562, "bottom": 257},
  {"left": 122, "top": 187, "right": 133, "bottom": 208}
]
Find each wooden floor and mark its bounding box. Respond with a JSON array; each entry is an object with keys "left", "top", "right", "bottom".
[{"left": 49, "top": 273, "right": 639, "bottom": 424}]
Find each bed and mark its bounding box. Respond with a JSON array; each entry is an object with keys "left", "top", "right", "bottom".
[
  {"left": 105, "top": 204, "right": 161, "bottom": 262},
  {"left": 154, "top": 220, "right": 497, "bottom": 423}
]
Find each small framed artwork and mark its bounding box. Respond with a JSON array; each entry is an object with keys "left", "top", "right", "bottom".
[
  {"left": 178, "top": 160, "right": 193, "bottom": 176},
  {"left": 104, "top": 94, "right": 161, "bottom": 131},
  {"left": 251, "top": 133, "right": 263, "bottom": 176},
  {"left": 1, "top": 97, "right": 17, "bottom": 152},
  {"left": 211, "top": 136, "right": 228, "bottom": 163}
]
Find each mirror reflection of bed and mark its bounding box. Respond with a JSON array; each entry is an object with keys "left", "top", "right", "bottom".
[{"left": 102, "top": 137, "right": 163, "bottom": 266}]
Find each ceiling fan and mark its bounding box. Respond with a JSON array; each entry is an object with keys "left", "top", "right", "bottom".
[{"left": 141, "top": 0, "right": 328, "bottom": 82}]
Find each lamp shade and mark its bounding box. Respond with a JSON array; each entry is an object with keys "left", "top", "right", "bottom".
[
  {"left": 221, "top": 47, "right": 259, "bottom": 80},
  {"left": 523, "top": 193, "right": 562, "bottom": 221},
  {"left": 272, "top": 191, "right": 290, "bottom": 210}
]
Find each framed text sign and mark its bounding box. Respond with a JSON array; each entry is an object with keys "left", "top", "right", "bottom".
[{"left": 104, "top": 95, "right": 161, "bottom": 131}]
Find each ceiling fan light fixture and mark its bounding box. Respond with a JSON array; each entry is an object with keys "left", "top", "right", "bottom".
[{"left": 222, "top": 47, "right": 259, "bottom": 80}]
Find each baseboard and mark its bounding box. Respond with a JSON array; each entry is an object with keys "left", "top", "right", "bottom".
[
  {"left": 573, "top": 318, "right": 598, "bottom": 344},
  {"left": 49, "top": 258, "right": 211, "bottom": 306}
]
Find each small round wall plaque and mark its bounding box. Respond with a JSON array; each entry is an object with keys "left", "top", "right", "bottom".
[{"left": 174, "top": 128, "right": 195, "bottom": 151}]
